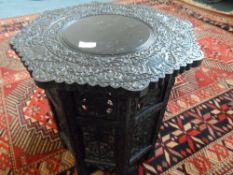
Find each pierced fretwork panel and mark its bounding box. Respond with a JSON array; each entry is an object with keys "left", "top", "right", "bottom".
[
  {"left": 130, "top": 112, "right": 158, "bottom": 157},
  {"left": 73, "top": 92, "right": 115, "bottom": 119},
  {"left": 82, "top": 126, "right": 115, "bottom": 163}
]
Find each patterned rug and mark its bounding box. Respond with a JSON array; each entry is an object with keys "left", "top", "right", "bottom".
[
  {"left": 0, "top": 1, "right": 233, "bottom": 175},
  {"left": 0, "top": 15, "right": 75, "bottom": 175}
]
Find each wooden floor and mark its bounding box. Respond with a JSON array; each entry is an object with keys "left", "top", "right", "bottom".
[
  {"left": 0, "top": 0, "right": 111, "bottom": 19},
  {"left": 193, "top": 0, "right": 233, "bottom": 12}
]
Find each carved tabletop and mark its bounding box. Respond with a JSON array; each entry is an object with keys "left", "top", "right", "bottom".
[{"left": 11, "top": 2, "right": 204, "bottom": 91}]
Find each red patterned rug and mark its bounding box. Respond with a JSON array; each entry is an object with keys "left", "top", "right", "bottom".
[
  {"left": 0, "top": 15, "right": 75, "bottom": 175},
  {"left": 1, "top": 1, "right": 233, "bottom": 175}
]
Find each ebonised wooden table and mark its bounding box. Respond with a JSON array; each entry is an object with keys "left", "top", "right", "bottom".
[{"left": 11, "top": 2, "right": 204, "bottom": 175}]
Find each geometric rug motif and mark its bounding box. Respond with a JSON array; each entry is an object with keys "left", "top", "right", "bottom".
[
  {"left": 144, "top": 89, "right": 233, "bottom": 175},
  {"left": 1, "top": 1, "right": 233, "bottom": 175},
  {"left": 153, "top": 0, "right": 233, "bottom": 120},
  {"left": 129, "top": 0, "right": 233, "bottom": 174},
  {"left": 0, "top": 15, "right": 75, "bottom": 175}
]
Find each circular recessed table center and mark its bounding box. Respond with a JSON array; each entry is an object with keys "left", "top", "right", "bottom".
[{"left": 62, "top": 14, "right": 153, "bottom": 55}]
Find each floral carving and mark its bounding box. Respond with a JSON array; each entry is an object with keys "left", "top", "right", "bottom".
[{"left": 11, "top": 2, "right": 203, "bottom": 91}]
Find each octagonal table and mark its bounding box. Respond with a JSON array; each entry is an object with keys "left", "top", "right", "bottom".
[{"left": 11, "top": 2, "right": 204, "bottom": 175}]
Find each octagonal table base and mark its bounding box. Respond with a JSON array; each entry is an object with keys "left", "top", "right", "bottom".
[
  {"left": 42, "top": 73, "right": 176, "bottom": 175},
  {"left": 10, "top": 2, "right": 203, "bottom": 175}
]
